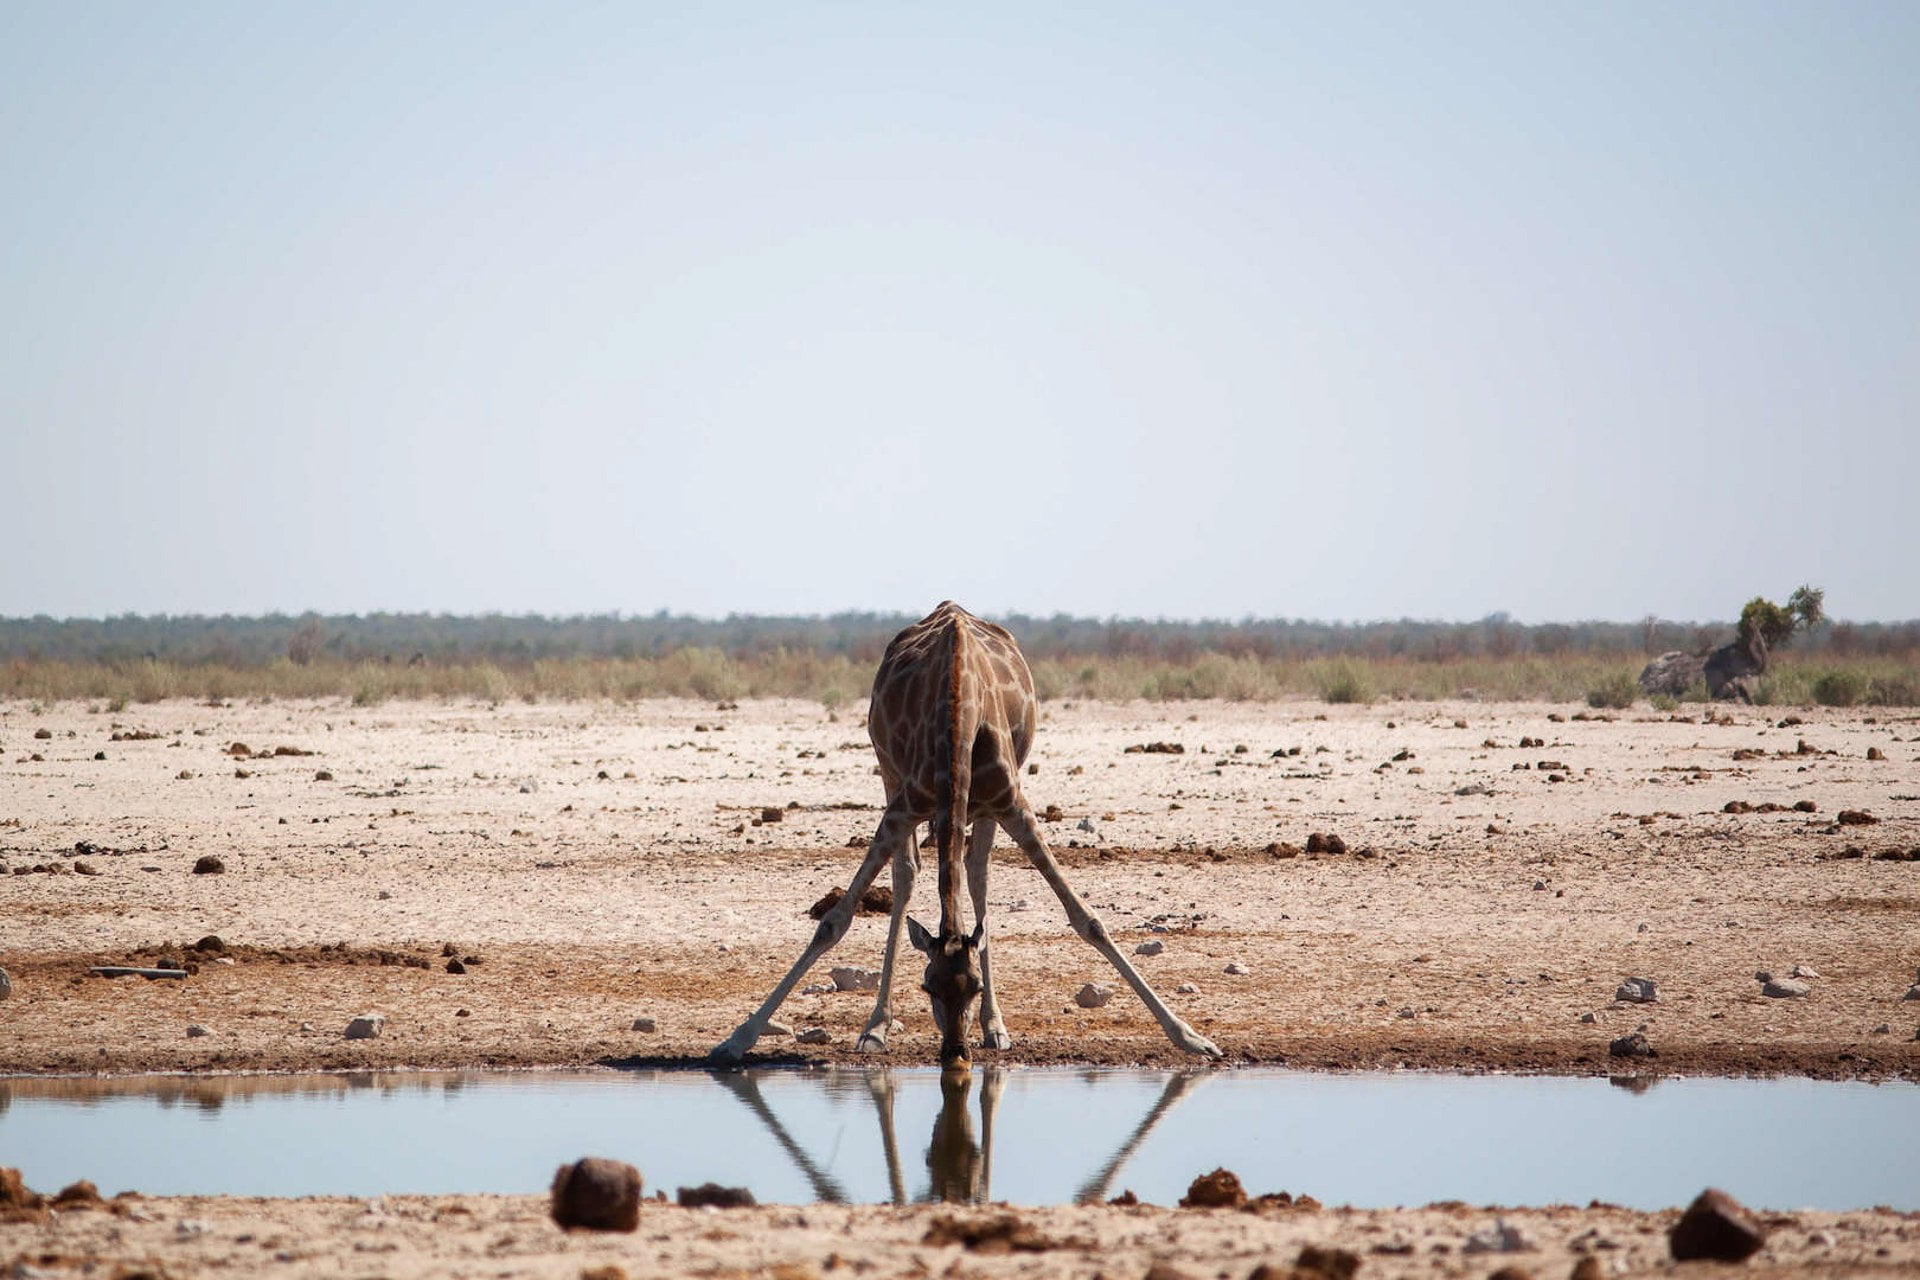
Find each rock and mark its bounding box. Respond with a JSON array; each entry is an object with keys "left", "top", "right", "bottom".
[
  {"left": 344, "top": 1014, "right": 386, "bottom": 1040},
  {"left": 1225, "top": 962, "right": 1251, "bottom": 975},
  {"left": 1704, "top": 639, "right": 1765, "bottom": 702},
  {"left": 1762, "top": 978, "right": 1810, "bottom": 998},
  {"left": 192, "top": 855, "right": 225, "bottom": 875},
  {"left": 1249, "top": 1245, "right": 1360, "bottom": 1280},
  {"left": 185, "top": 1024, "right": 211, "bottom": 1038},
  {"left": 1578, "top": 1012, "right": 1598, "bottom": 1024},
  {"left": 1608, "top": 1033, "right": 1655, "bottom": 1058},
  {"left": 1670, "top": 1187, "right": 1766, "bottom": 1261},
  {"left": 830, "top": 966, "right": 880, "bottom": 992},
  {"left": 1176, "top": 983, "right": 1199, "bottom": 994},
  {"left": 806, "top": 885, "right": 893, "bottom": 919},
  {"left": 1178, "top": 1166, "right": 1247, "bottom": 1208},
  {"left": 550, "top": 1157, "right": 643, "bottom": 1231},
  {"left": 1903, "top": 984, "right": 1920, "bottom": 1002},
  {"left": 1837, "top": 810, "right": 1878, "bottom": 826},
  {"left": 314, "top": 769, "right": 334, "bottom": 781},
  {"left": 1794, "top": 800, "right": 1817, "bottom": 812},
  {"left": 1074, "top": 983, "right": 1115, "bottom": 1008},
  {"left": 630, "top": 1017, "right": 657, "bottom": 1033},
  {"left": 1455, "top": 783, "right": 1492, "bottom": 797},
  {"left": 51, "top": 1180, "right": 102, "bottom": 1208},
  {"left": 1790, "top": 964, "right": 1820, "bottom": 979},
  {"left": 1135, "top": 940, "right": 1165, "bottom": 956},
  {"left": 1, "top": 1165, "right": 45, "bottom": 1208},
  {"left": 1464, "top": 1220, "right": 1533, "bottom": 1254},
  {"left": 677, "top": 1182, "right": 756, "bottom": 1209},
  {"left": 1867, "top": 746, "right": 1887, "bottom": 761},
  {"left": 1614, "top": 977, "right": 1657, "bottom": 1003},
  {"left": 0, "top": 967, "right": 11, "bottom": 1000},
  {"left": 73, "top": 859, "right": 99, "bottom": 876},
  {"left": 796, "top": 1027, "right": 831, "bottom": 1045},
  {"left": 1077, "top": 817, "right": 1097, "bottom": 833},
  {"left": 1639, "top": 651, "right": 1706, "bottom": 698}
]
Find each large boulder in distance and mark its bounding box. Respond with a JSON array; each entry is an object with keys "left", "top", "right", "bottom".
[
  {"left": 1638, "top": 651, "right": 1705, "bottom": 698},
  {"left": 1704, "top": 637, "right": 1766, "bottom": 702}
]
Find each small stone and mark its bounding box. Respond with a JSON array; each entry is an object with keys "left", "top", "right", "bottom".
[
  {"left": 1578, "top": 1012, "right": 1598, "bottom": 1024},
  {"left": 796, "top": 1027, "right": 831, "bottom": 1045},
  {"left": 762, "top": 1019, "right": 793, "bottom": 1037},
  {"left": 185, "top": 1024, "right": 211, "bottom": 1038},
  {"left": 676, "top": 1182, "right": 756, "bottom": 1209},
  {"left": 1176, "top": 983, "right": 1199, "bottom": 994},
  {"left": 1608, "top": 1033, "right": 1655, "bottom": 1058},
  {"left": 192, "top": 855, "right": 225, "bottom": 875},
  {"left": 1464, "top": 1220, "right": 1533, "bottom": 1254},
  {"left": 1614, "top": 977, "right": 1657, "bottom": 1003},
  {"left": 1669, "top": 1187, "right": 1766, "bottom": 1261},
  {"left": 1134, "top": 940, "right": 1165, "bottom": 956},
  {"left": 1224, "top": 962, "right": 1251, "bottom": 976},
  {"left": 1074, "top": 983, "right": 1115, "bottom": 1009},
  {"left": 73, "top": 860, "right": 99, "bottom": 876},
  {"left": 344, "top": 1013, "right": 386, "bottom": 1040},
  {"left": 630, "top": 1017, "right": 657, "bottom": 1033},
  {"left": 1762, "top": 978, "right": 1810, "bottom": 998},
  {"left": 1867, "top": 746, "right": 1886, "bottom": 761},
  {"left": 0, "top": 967, "right": 11, "bottom": 1000},
  {"left": 829, "top": 966, "right": 880, "bottom": 992},
  {"left": 550, "top": 1157, "right": 644, "bottom": 1232},
  {"left": 445, "top": 959, "right": 466, "bottom": 974},
  {"left": 1790, "top": 964, "right": 1820, "bottom": 979},
  {"left": 1076, "top": 817, "right": 1097, "bottom": 833},
  {"left": 1178, "top": 1166, "right": 1246, "bottom": 1209},
  {"left": 1902, "top": 984, "right": 1920, "bottom": 1002},
  {"left": 1836, "top": 809, "right": 1878, "bottom": 826},
  {"left": 314, "top": 769, "right": 334, "bottom": 782},
  {"left": 1871, "top": 1023, "right": 1891, "bottom": 1035},
  {"left": 759, "top": 807, "right": 783, "bottom": 823}
]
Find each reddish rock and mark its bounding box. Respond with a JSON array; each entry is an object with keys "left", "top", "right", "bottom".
[
  {"left": 676, "top": 1182, "right": 756, "bottom": 1209},
  {"left": 1180, "top": 1167, "right": 1248, "bottom": 1209},
  {"left": 1669, "top": 1187, "right": 1766, "bottom": 1261},
  {"left": 550, "top": 1157, "right": 643, "bottom": 1232}
]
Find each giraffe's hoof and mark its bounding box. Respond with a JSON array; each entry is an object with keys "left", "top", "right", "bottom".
[
  {"left": 709, "top": 1030, "right": 756, "bottom": 1063},
  {"left": 855, "top": 1031, "right": 889, "bottom": 1053},
  {"left": 980, "top": 1028, "right": 1012, "bottom": 1051},
  {"left": 1184, "top": 1034, "right": 1224, "bottom": 1059}
]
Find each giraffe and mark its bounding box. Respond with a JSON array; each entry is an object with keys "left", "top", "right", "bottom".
[{"left": 710, "top": 601, "right": 1221, "bottom": 1066}]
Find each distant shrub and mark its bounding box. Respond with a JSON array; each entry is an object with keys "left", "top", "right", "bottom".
[
  {"left": 1868, "top": 674, "right": 1919, "bottom": 706},
  {"left": 1313, "top": 658, "right": 1373, "bottom": 705},
  {"left": 1649, "top": 693, "right": 1678, "bottom": 712},
  {"left": 1812, "top": 671, "right": 1867, "bottom": 707},
  {"left": 1585, "top": 671, "right": 1637, "bottom": 710}
]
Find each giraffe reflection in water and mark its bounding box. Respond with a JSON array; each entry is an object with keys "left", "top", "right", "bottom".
[{"left": 712, "top": 1068, "right": 1207, "bottom": 1205}]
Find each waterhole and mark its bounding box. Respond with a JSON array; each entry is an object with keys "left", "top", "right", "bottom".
[{"left": 2, "top": 1068, "right": 1913, "bottom": 1210}]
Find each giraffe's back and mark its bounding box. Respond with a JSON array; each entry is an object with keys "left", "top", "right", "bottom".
[{"left": 869, "top": 602, "right": 1035, "bottom": 819}]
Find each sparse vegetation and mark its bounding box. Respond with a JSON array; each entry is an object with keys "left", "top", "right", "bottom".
[
  {"left": 0, "top": 608, "right": 1912, "bottom": 707},
  {"left": 1585, "top": 670, "right": 1639, "bottom": 710},
  {"left": 1811, "top": 670, "right": 1867, "bottom": 707}
]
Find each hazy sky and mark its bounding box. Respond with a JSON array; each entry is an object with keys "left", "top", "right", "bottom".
[{"left": 4, "top": 3, "right": 1915, "bottom": 623}]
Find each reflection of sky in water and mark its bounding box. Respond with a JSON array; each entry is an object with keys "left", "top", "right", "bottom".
[{"left": 1, "top": 1069, "right": 1915, "bottom": 1211}]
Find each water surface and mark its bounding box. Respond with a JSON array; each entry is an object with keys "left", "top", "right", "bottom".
[{"left": 2, "top": 1067, "right": 1913, "bottom": 1211}]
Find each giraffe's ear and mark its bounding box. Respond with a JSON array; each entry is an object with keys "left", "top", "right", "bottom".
[{"left": 907, "top": 916, "right": 934, "bottom": 954}]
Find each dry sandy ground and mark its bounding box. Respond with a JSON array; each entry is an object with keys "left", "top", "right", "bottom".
[{"left": 3, "top": 694, "right": 1919, "bottom": 1277}]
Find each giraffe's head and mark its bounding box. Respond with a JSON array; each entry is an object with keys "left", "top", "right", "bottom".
[{"left": 907, "top": 917, "right": 983, "bottom": 1068}]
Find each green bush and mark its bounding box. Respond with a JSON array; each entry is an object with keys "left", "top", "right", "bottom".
[
  {"left": 1812, "top": 671, "right": 1867, "bottom": 707},
  {"left": 1313, "top": 658, "right": 1374, "bottom": 705},
  {"left": 1649, "top": 693, "right": 1678, "bottom": 712},
  {"left": 1585, "top": 670, "right": 1637, "bottom": 710}
]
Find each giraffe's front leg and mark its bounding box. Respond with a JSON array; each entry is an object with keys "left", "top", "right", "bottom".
[
  {"left": 1000, "top": 805, "right": 1223, "bottom": 1059},
  {"left": 965, "top": 819, "right": 1012, "bottom": 1051},
  {"left": 858, "top": 831, "right": 918, "bottom": 1052},
  {"left": 712, "top": 805, "right": 910, "bottom": 1064}
]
